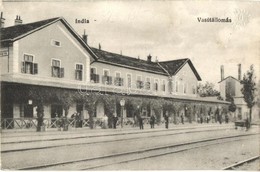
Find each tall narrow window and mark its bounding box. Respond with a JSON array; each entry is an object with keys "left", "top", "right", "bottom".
[
  {"left": 102, "top": 69, "right": 112, "bottom": 85},
  {"left": 127, "top": 74, "right": 132, "bottom": 88},
  {"left": 51, "top": 59, "right": 64, "bottom": 78},
  {"left": 145, "top": 77, "right": 151, "bottom": 90},
  {"left": 75, "top": 64, "right": 83, "bottom": 81},
  {"left": 136, "top": 75, "right": 143, "bottom": 89},
  {"left": 115, "top": 72, "right": 123, "bottom": 86},
  {"left": 162, "top": 80, "right": 166, "bottom": 92},
  {"left": 21, "top": 54, "right": 38, "bottom": 75},
  {"left": 90, "top": 68, "right": 99, "bottom": 83},
  {"left": 154, "top": 79, "right": 159, "bottom": 91},
  {"left": 91, "top": 68, "right": 96, "bottom": 74},
  {"left": 104, "top": 70, "right": 109, "bottom": 76}
]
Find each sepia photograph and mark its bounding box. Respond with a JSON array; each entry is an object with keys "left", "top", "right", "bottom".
[{"left": 0, "top": 0, "right": 259, "bottom": 170}]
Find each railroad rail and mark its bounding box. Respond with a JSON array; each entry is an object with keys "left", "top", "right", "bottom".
[
  {"left": 15, "top": 133, "right": 258, "bottom": 170},
  {"left": 1, "top": 127, "right": 234, "bottom": 153},
  {"left": 222, "top": 155, "right": 260, "bottom": 170}
]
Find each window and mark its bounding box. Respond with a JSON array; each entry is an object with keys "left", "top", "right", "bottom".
[
  {"left": 145, "top": 77, "right": 151, "bottom": 90},
  {"left": 51, "top": 59, "right": 64, "bottom": 78},
  {"left": 115, "top": 72, "right": 123, "bottom": 86},
  {"left": 115, "top": 72, "right": 121, "bottom": 78},
  {"left": 75, "top": 64, "right": 83, "bottom": 81},
  {"left": 51, "top": 40, "right": 61, "bottom": 47},
  {"left": 162, "top": 80, "right": 166, "bottom": 92},
  {"left": 20, "top": 104, "right": 33, "bottom": 118},
  {"left": 90, "top": 67, "right": 99, "bottom": 83},
  {"left": 127, "top": 74, "right": 132, "bottom": 88},
  {"left": 104, "top": 69, "right": 109, "bottom": 76},
  {"left": 154, "top": 79, "right": 159, "bottom": 91},
  {"left": 136, "top": 75, "right": 143, "bottom": 89},
  {"left": 21, "top": 54, "right": 38, "bottom": 75},
  {"left": 91, "top": 68, "right": 96, "bottom": 74},
  {"left": 102, "top": 69, "right": 112, "bottom": 85}
]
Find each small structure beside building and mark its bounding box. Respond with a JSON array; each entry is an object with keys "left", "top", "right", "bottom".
[{"left": 218, "top": 64, "right": 259, "bottom": 122}]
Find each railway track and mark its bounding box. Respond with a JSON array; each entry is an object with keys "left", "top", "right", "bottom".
[
  {"left": 16, "top": 133, "right": 258, "bottom": 170},
  {"left": 1, "top": 127, "right": 235, "bottom": 153},
  {"left": 222, "top": 155, "right": 260, "bottom": 170}
]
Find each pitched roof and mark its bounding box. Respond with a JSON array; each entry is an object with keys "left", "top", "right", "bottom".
[
  {"left": 0, "top": 17, "right": 98, "bottom": 60},
  {"left": 0, "top": 17, "right": 60, "bottom": 41},
  {"left": 91, "top": 47, "right": 167, "bottom": 75},
  {"left": 218, "top": 76, "right": 240, "bottom": 83},
  {"left": 159, "top": 59, "right": 202, "bottom": 81},
  {"left": 0, "top": 17, "right": 202, "bottom": 80}
]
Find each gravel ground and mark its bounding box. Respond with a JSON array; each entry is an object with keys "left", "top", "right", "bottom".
[
  {"left": 94, "top": 136, "right": 259, "bottom": 170},
  {"left": 1, "top": 126, "right": 258, "bottom": 170}
]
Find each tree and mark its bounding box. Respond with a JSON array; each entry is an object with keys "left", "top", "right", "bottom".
[
  {"left": 103, "top": 95, "right": 117, "bottom": 128},
  {"left": 197, "top": 82, "right": 220, "bottom": 97},
  {"left": 228, "top": 100, "right": 236, "bottom": 112},
  {"left": 256, "top": 80, "right": 260, "bottom": 109},
  {"left": 150, "top": 99, "right": 163, "bottom": 123},
  {"left": 241, "top": 65, "right": 256, "bottom": 123}
]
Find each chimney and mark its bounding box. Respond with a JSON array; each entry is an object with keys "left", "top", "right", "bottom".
[
  {"left": 238, "top": 64, "right": 241, "bottom": 80},
  {"left": 98, "top": 43, "right": 101, "bottom": 50},
  {"left": 82, "top": 30, "right": 88, "bottom": 44},
  {"left": 147, "top": 54, "right": 152, "bottom": 62},
  {"left": 0, "top": 12, "right": 5, "bottom": 28},
  {"left": 221, "top": 65, "right": 224, "bottom": 80},
  {"left": 155, "top": 56, "right": 158, "bottom": 62},
  {"left": 14, "top": 15, "right": 23, "bottom": 25}
]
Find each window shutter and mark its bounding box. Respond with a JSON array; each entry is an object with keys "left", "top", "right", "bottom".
[
  {"left": 96, "top": 74, "right": 100, "bottom": 83},
  {"left": 33, "top": 63, "right": 38, "bottom": 74},
  {"left": 51, "top": 66, "right": 54, "bottom": 77},
  {"left": 79, "top": 71, "right": 82, "bottom": 81},
  {"left": 21, "top": 62, "right": 25, "bottom": 73},
  {"left": 60, "top": 68, "right": 64, "bottom": 78},
  {"left": 121, "top": 78, "right": 124, "bottom": 86},
  {"left": 109, "top": 76, "right": 112, "bottom": 85}
]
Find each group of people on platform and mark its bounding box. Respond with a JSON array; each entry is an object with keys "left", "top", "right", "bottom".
[
  {"left": 57, "top": 110, "right": 231, "bottom": 130},
  {"left": 70, "top": 112, "right": 84, "bottom": 128},
  {"left": 196, "top": 113, "right": 229, "bottom": 124}
]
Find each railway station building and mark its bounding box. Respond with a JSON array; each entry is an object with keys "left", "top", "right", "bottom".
[{"left": 0, "top": 16, "right": 230, "bottom": 129}]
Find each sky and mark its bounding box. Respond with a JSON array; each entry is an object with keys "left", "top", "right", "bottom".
[{"left": 1, "top": 1, "right": 259, "bottom": 90}]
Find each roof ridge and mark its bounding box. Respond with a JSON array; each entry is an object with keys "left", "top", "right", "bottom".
[
  {"left": 1, "top": 17, "right": 60, "bottom": 29},
  {"left": 91, "top": 47, "right": 158, "bottom": 64},
  {"left": 157, "top": 62, "right": 170, "bottom": 76},
  {"left": 218, "top": 76, "right": 240, "bottom": 83},
  {"left": 159, "top": 58, "right": 189, "bottom": 63}
]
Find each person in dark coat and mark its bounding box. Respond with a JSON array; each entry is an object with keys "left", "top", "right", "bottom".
[
  {"left": 225, "top": 114, "right": 229, "bottom": 123},
  {"left": 138, "top": 115, "right": 144, "bottom": 130},
  {"left": 75, "top": 113, "right": 80, "bottom": 128},
  {"left": 181, "top": 113, "right": 184, "bottom": 124},
  {"left": 164, "top": 114, "right": 169, "bottom": 129},
  {"left": 150, "top": 114, "right": 155, "bottom": 128},
  {"left": 113, "top": 115, "right": 118, "bottom": 129}
]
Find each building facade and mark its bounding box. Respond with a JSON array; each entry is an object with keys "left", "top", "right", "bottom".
[
  {"left": 218, "top": 65, "right": 259, "bottom": 121},
  {"left": 0, "top": 16, "right": 230, "bottom": 129}
]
